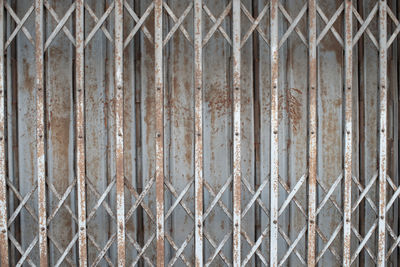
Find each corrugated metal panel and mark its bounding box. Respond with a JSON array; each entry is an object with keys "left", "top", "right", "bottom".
[{"left": 0, "top": 0, "right": 399, "bottom": 266}]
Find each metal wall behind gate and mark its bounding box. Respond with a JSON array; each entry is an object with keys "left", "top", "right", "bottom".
[{"left": 0, "top": 0, "right": 398, "bottom": 266}]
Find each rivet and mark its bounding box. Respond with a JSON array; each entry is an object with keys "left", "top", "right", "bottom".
[
  {"left": 235, "top": 132, "right": 239, "bottom": 136},
  {"left": 235, "top": 223, "right": 239, "bottom": 227},
  {"left": 380, "top": 216, "right": 384, "bottom": 220},
  {"left": 0, "top": 137, "right": 3, "bottom": 141},
  {"left": 346, "top": 218, "right": 350, "bottom": 223},
  {"left": 1, "top": 229, "right": 6, "bottom": 233},
  {"left": 311, "top": 131, "right": 315, "bottom": 135},
  {"left": 273, "top": 220, "right": 277, "bottom": 224},
  {"left": 157, "top": 87, "right": 161, "bottom": 91},
  {"left": 347, "top": 131, "right": 350, "bottom": 135},
  {"left": 347, "top": 87, "right": 351, "bottom": 90},
  {"left": 197, "top": 133, "right": 201, "bottom": 137},
  {"left": 235, "top": 87, "right": 239, "bottom": 91},
  {"left": 311, "top": 87, "right": 315, "bottom": 90},
  {"left": 381, "top": 129, "right": 385, "bottom": 133},
  {"left": 118, "top": 86, "right": 122, "bottom": 90},
  {"left": 80, "top": 227, "right": 85, "bottom": 231},
  {"left": 118, "top": 132, "right": 122, "bottom": 137},
  {"left": 78, "top": 135, "right": 83, "bottom": 139},
  {"left": 273, "top": 130, "right": 278, "bottom": 134},
  {"left": 198, "top": 223, "right": 201, "bottom": 228},
  {"left": 310, "top": 220, "right": 315, "bottom": 224},
  {"left": 39, "top": 134, "right": 43, "bottom": 138},
  {"left": 197, "top": 87, "right": 201, "bottom": 91},
  {"left": 38, "top": 87, "right": 42, "bottom": 91},
  {"left": 157, "top": 133, "right": 161, "bottom": 138},
  {"left": 41, "top": 227, "right": 46, "bottom": 231}
]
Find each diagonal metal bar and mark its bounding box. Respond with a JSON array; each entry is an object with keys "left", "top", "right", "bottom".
[
  {"left": 163, "top": 1, "right": 193, "bottom": 46},
  {"left": 44, "top": 2, "right": 76, "bottom": 51},
  {"left": 91, "top": 233, "right": 117, "bottom": 267},
  {"left": 277, "top": 224, "right": 306, "bottom": 265},
  {"left": 13, "top": 234, "right": 38, "bottom": 267},
  {"left": 4, "top": 3, "right": 34, "bottom": 49},
  {"left": 386, "top": 4, "right": 400, "bottom": 48},
  {"left": 43, "top": 0, "right": 75, "bottom": 46},
  {"left": 241, "top": 226, "right": 269, "bottom": 266},
  {"left": 124, "top": 0, "right": 154, "bottom": 47},
  {"left": 278, "top": 226, "right": 307, "bottom": 266},
  {"left": 203, "top": 177, "right": 232, "bottom": 220},
  {"left": 85, "top": 1, "right": 115, "bottom": 47},
  {"left": 352, "top": 2, "right": 379, "bottom": 48},
  {"left": 278, "top": 173, "right": 306, "bottom": 216},
  {"left": 240, "top": 2, "right": 270, "bottom": 48},
  {"left": 316, "top": 222, "right": 342, "bottom": 264},
  {"left": 316, "top": 3, "right": 344, "bottom": 46},
  {"left": 205, "top": 230, "right": 232, "bottom": 267},
  {"left": 84, "top": 2, "right": 112, "bottom": 42},
  {"left": 124, "top": 176, "right": 155, "bottom": 222},
  {"left": 278, "top": 2, "right": 308, "bottom": 48},
  {"left": 7, "top": 182, "right": 37, "bottom": 226},
  {"left": 167, "top": 231, "right": 194, "bottom": 267},
  {"left": 316, "top": 174, "right": 343, "bottom": 216},
  {"left": 164, "top": 179, "right": 193, "bottom": 220},
  {"left": 202, "top": 1, "right": 232, "bottom": 47},
  {"left": 203, "top": 3, "right": 232, "bottom": 46},
  {"left": 350, "top": 220, "right": 377, "bottom": 264},
  {"left": 241, "top": 178, "right": 268, "bottom": 218},
  {"left": 351, "top": 173, "right": 378, "bottom": 213}
]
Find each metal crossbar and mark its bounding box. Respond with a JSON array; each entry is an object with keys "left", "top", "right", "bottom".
[{"left": 0, "top": 0, "right": 397, "bottom": 266}]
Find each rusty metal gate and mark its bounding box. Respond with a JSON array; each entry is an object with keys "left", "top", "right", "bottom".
[{"left": 0, "top": 0, "right": 399, "bottom": 266}]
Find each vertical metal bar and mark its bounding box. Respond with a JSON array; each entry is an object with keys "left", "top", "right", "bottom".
[
  {"left": 115, "top": 0, "right": 125, "bottom": 265},
  {"left": 270, "top": 0, "right": 279, "bottom": 266},
  {"left": 194, "top": 0, "right": 203, "bottom": 266},
  {"left": 155, "top": 0, "right": 164, "bottom": 266},
  {"left": 343, "top": 0, "right": 353, "bottom": 266},
  {"left": 0, "top": 0, "right": 9, "bottom": 266},
  {"left": 232, "top": 0, "right": 241, "bottom": 266},
  {"left": 35, "top": 0, "right": 48, "bottom": 265},
  {"left": 76, "top": 1, "right": 87, "bottom": 266},
  {"left": 377, "top": 0, "right": 387, "bottom": 266},
  {"left": 307, "top": 0, "right": 317, "bottom": 266}
]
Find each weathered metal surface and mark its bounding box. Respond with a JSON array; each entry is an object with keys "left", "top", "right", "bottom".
[
  {"left": 377, "top": 0, "right": 387, "bottom": 266},
  {"left": 0, "top": 1, "right": 9, "bottom": 266},
  {"left": 343, "top": 0, "right": 353, "bottom": 265},
  {"left": 270, "top": 0, "right": 279, "bottom": 266},
  {"left": 194, "top": 0, "right": 203, "bottom": 266},
  {"left": 35, "top": 0, "right": 48, "bottom": 265},
  {"left": 76, "top": 0, "right": 87, "bottom": 265},
  {"left": 232, "top": 1, "right": 241, "bottom": 266},
  {"left": 154, "top": 0, "right": 164, "bottom": 266},
  {"left": 307, "top": 1, "right": 317, "bottom": 266},
  {"left": 0, "top": 0, "right": 399, "bottom": 266}
]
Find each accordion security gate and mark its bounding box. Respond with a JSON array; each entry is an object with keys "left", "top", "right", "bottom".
[{"left": 0, "top": 0, "right": 399, "bottom": 266}]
